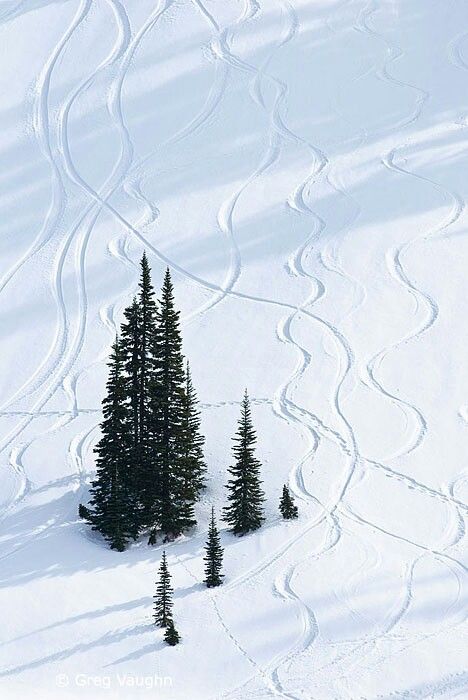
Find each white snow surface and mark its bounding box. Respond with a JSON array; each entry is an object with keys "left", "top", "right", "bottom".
[{"left": 0, "top": 0, "right": 467, "bottom": 698}]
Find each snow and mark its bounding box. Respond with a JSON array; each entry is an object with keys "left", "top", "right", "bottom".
[{"left": 0, "top": 0, "right": 467, "bottom": 697}]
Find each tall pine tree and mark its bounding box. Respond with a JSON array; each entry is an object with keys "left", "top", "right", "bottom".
[
  {"left": 136, "top": 253, "right": 158, "bottom": 526},
  {"left": 148, "top": 268, "right": 188, "bottom": 540},
  {"left": 119, "top": 296, "right": 143, "bottom": 538},
  {"left": 204, "top": 507, "right": 224, "bottom": 587},
  {"left": 82, "top": 341, "right": 134, "bottom": 551},
  {"left": 137, "top": 252, "right": 157, "bottom": 441},
  {"left": 223, "top": 391, "right": 265, "bottom": 535},
  {"left": 153, "top": 550, "right": 173, "bottom": 627}
]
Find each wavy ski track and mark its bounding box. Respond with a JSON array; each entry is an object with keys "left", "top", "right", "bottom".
[
  {"left": 313, "top": 481, "right": 466, "bottom": 684},
  {"left": 215, "top": 2, "right": 366, "bottom": 695},
  {"left": 329, "top": 503, "right": 468, "bottom": 681},
  {"left": 1, "top": 0, "right": 463, "bottom": 697},
  {"left": 336, "top": 0, "right": 466, "bottom": 678},
  {"left": 352, "top": 0, "right": 434, "bottom": 460},
  {"left": 267, "top": 1, "right": 466, "bottom": 691},
  {"left": 0, "top": 1, "right": 186, "bottom": 551},
  {"left": 0, "top": 0, "right": 91, "bottom": 411},
  {"left": 0, "top": 0, "right": 94, "bottom": 526},
  {"left": 209, "top": 1, "right": 466, "bottom": 689},
  {"left": 0, "top": 0, "right": 135, "bottom": 537}
]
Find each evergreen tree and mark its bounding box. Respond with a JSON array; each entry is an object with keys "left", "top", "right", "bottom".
[
  {"left": 178, "top": 362, "right": 206, "bottom": 526},
  {"left": 136, "top": 254, "right": 158, "bottom": 526},
  {"left": 203, "top": 507, "right": 224, "bottom": 587},
  {"left": 83, "top": 341, "right": 134, "bottom": 551},
  {"left": 148, "top": 268, "right": 189, "bottom": 540},
  {"left": 279, "top": 484, "right": 298, "bottom": 520},
  {"left": 153, "top": 550, "right": 173, "bottom": 627},
  {"left": 164, "top": 619, "right": 180, "bottom": 646},
  {"left": 137, "top": 252, "right": 157, "bottom": 443},
  {"left": 223, "top": 391, "right": 265, "bottom": 535},
  {"left": 118, "top": 297, "right": 142, "bottom": 539}
]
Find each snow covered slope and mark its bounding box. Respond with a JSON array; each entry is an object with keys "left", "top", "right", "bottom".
[{"left": 0, "top": 0, "right": 467, "bottom": 697}]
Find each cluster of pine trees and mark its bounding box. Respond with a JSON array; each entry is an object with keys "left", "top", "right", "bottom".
[
  {"left": 79, "top": 254, "right": 299, "bottom": 556},
  {"left": 79, "top": 254, "right": 206, "bottom": 551}
]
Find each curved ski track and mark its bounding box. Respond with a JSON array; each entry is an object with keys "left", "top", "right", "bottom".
[{"left": 0, "top": 1, "right": 467, "bottom": 697}]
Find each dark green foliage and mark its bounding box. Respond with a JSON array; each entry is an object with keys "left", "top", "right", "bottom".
[
  {"left": 223, "top": 391, "right": 265, "bottom": 536},
  {"left": 164, "top": 619, "right": 180, "bottom": 646},
  {"left": 148, "top": 268, "right": 190, "bottom": 540},
  {"left": 78, "top": 503, "right": 90, "bottom": 519},
  {"left": 84, "top": 341, "right": 134, "bottom": 551},
  {"left": 82, "top": 255, "right": 206, "bottom": 550},
  {"left": 135, "top": 255, "right": 158, "bottom": 527},
  {"left": 153, "top": 550, "right": 173, "bottom": 627},
  {"left": 178, "top": 362, "right": 207, "bottom": 527},
  {"left": 138, "top": 252, "right": 157, "bottom": 438},
  {"left": 279, "top": 484, "right": 298, "bottom": 520},
  {"left": 204, "top": 507, "right": 224, "bottom": 587},
  {"left": 120, "top": 297, "right": 141, "bottom": 447}
]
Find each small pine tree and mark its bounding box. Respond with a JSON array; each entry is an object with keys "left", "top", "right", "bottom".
[
  {"left": 223, "top": 390, "right": 265, "bottom": 535},
  {"left": 203, "top": 507, "right": 224, "bottom": 587},
  {"left": 153, "top": 551, "right": 173, "bottom": 627},
  {"left": 279, "top": 484, "right": 298, "bottom": 520},
  {"left": 164, "top": 619, "right": 180, "bottom": 646}
]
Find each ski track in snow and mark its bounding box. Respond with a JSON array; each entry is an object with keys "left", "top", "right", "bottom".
[
  {"left": 0, "top": 1, "right": 467, "bottom": 697},
  {"left": 259, "top": 0, "right": 468, "bottom": 693}
]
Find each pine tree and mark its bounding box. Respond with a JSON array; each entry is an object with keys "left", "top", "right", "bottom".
[
  {"left": 136, "top": 254, "right": 158, "bottom": 527},
  {"left": 178, "top": 362, "right": 206, "bottom": 526},
  {"left": 279, "top": 484, "right": 298, "bottom": 520},
  {"left": 164, "top": 619, "right": 180, "bottom": 646},
  {"left": 153, "top": 550, "right": 173, "bottom": 627},
  {"left": 83, "top": 341, "right": 134, "bottom": 551},
  {"left": 137, "top": 252, "right": 157, "bottom": 443},
  {"left": 148, "top": 268, "right": 189, "bottom": 540},
  {"left": 223, "top": 391, "right": 265, "bottom": 535},
  {"left": 203, "top": 507, "right": 224, "bottom": 587}
]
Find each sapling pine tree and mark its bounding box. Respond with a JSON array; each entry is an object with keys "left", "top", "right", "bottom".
[
  {"left": 153, "top": 550, "right": 173, "bottom": 627},
  {"left": 279, "top": 484, "right": 298, "bottom": 520},
  {"left": 164, "top": 619, "right": 180, "bottom": 646},
  {"left": 203, "top": 507, "right": 224, "bottom": 587},
  {"left": 82, "top": 341, "right": 134, "bottom": 551},
  {"left": 223, "top": 390, "right": 265, "bottom": 535}
]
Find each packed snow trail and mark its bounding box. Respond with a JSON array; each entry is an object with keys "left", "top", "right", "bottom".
[{"left": 0, "top": 1, "right": 467, "bottom": 699}]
